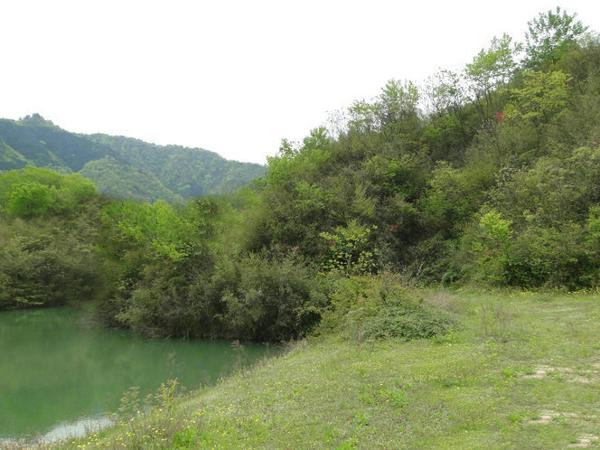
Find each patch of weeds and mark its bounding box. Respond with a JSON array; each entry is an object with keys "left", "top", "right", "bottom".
[
  {"left": 439, "top": 377, "right": 463, "bottom": 388},
  {"left": 171, "top": 427, "right": 197, "bottom": 449},
  {"left": 432, "top": 330, "right": 461, "bottom": 345},
  {"left": 502, "top": 367, "right": 520, "bottom": 379},
  {"left": 549, "top": 371, "right": 566, "bottom": 382},
  {"left": 378, "top": 387, "right": 408, "bottom": 409},
  {"left": 74, "top": 379, "right": 201, "bottom": 449},
  {"left": 478, "top": 302, "right": 516, "bottom": 342},
  {"left": 335, "top": 439, "right": 358, "bottom": 450},
  {"left": 354, "top": 412, "right": 370, "bottom": 427},
  {"left": 359, "top": 384, "right": 407, "bottom": 409},
  {"left": 508, "top": 412, "right": 528, "bottom": 424},
  {"left": 323, "top": 426, "right": 340, "bottom": 445}
]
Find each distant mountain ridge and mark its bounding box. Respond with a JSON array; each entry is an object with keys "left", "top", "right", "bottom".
[{"left": 0, "top": 114, "right": 266, "bottom": 201}]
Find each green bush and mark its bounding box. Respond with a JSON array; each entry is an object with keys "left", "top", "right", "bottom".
[
  {"left": 112, "top": 252, "right": 327, "bottom": 341},
  {"left": 6, "top": 181, "right": 57, "bottom": 218},
  {"left": 220, "top": 254, "right": 328, "bottom": 341},
  {"left": 504, "top": 224, "right": 588, "bottom": 288},
  {"left": 0, "top": 219, "right": 100, "bottom": 309},
  {"left": 458, "top": 209, "right": 513, "bottom": 285},
  {"left": 319, "top": 220, "right": 377, "bottom": 275},
  {"left": 319, "top": 275, "right": 455, "bottom": 342},
  {"left": 0, "top": 167, "right": 97, "bottom": 218}
]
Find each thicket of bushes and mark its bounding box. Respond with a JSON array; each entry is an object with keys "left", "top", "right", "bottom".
[
  {"left": 0, "top": 168, "right": 101, "bottom": 309},
  {"left": 1, "top": 8, "right": 600, "bottom": 342}
]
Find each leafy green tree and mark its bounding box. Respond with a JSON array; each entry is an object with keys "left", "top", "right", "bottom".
[
  {"left": 503, "top": 223, "right": 587, "bottom": 288},
  {"left": 378, "top": 79, "right": 419, "bottom": 125},
  {"left": 460, "top": 209, "right": 513, "bottom": 284},
  {"left": 505, "top": 70, "right": 571, "bottom": 124},
  {"left": 5, "top": 182, "right": 56, "bottom": 218},
  {"left": 0, "top": 167, "right": 96, "bottom": 218},
  {"left": 586, "top": 205, "right": 600, "bottom": 248},
  {"left": 466, "top": 34, "right": 520, "bottom": 118},
  {"left": 419, "top": 161, "right": 495, "bottom": 236},
  {"left": 426, "top": 69, "right": 466, "bottom": 115},
  {"left": 348, "top": 100, "right": 381, "bottom": 133},
  {"left": 525, "top": 7, "right": 587, "bottom": 68}
]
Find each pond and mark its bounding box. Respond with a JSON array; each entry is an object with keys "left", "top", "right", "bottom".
[{"left": 0, "top": 307, "right": 275, "bottom": 442}]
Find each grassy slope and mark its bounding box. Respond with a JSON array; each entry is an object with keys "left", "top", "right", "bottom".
[{"left": 66, "top": 290, "right": 600, "bottom": 449}]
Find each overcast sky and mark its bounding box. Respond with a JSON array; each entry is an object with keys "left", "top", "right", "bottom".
[{"left": 1, "top": 1, "right": 599, "bottom": 164}]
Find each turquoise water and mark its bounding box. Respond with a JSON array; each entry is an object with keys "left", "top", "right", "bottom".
[{"left": 0, "top": 307, "right": 274, "bottom": 441}]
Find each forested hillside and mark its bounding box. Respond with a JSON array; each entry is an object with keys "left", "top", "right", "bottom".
[
  {"left": 1, "top": 7, "right": 599, "bottom": 449},
  {"left": 1, "top": 8, "right": 600, "bottom": 344},
  {"left": 0, "top": 115, "right": 265, "bottom": 201}
]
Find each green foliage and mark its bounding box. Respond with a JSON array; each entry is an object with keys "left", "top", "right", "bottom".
[
  {"left": 426, "top": 69, "right": 466, "bottom": 115},
  {"left": 0, "top": 217, "right": 100, "bottom": 309},
  {"left": 0, "top": 167, "right": 96, "bottom": 218},
  {"left": 419, "top": 161, "right": 495, "bottom": 235},
  {"left": 80, "top": 156, "right": 183, "bottom": 203},
  {"left": 505, "top": 70, "right": 571, "bottom": 124},
  {"left": 466, "top": 34, "right": 519, "bottom": 91},
  {"left": 525, "top": 7, "right": 588, "bottom": 68},
  {"left": 319, "top": 275, "right": 454, "bottom": 342},
  {"left": 112, "top": 252, "right": 325, "bottom": 341},
  {"left": 466, "top": 34, "right": 520, "bottom": 118},
  {"left": 101, "top": 200, "right": 198, "bottom": 262},
  {"left": 492, "top": 147, "right": 600, "bottom": 227},
  {"left": 87, "top": 134, "right": 266, "bottom": 200},
  {"left": 239, "top": 12, "right": 600, "bottom": 289},
  {"left": 479, "top": 209, "right": 513, "bottom": 242},
  {"left": 459, "top": 148, "right": 600, "bottom": 287},
  {"left": 320, "top": 221, "right": 377, "bottom": 275},
  {"left": 0, "top": 168, "right": 101, "bottom": 310},
  {"left": 6, "top": 182, "right": 56, "bottom": 218},
  {"left": 586, "top": 205, "right": 600, "bottom": 246},
  {"left": 503, "top": 223, "right": 588, "bottom": 288},
  {"left": 4, "top": 8, "right": 600, "bottom": 345},
  {"left": 459, "top": 209, "right": 513, "bottom": 285},
  {"left": 0, "top": 118, "right": 265, "bottom": 202},
  {"left": 219, "top": 254, "right": 327, "bottom": 341},
  {"left": 378, "top": 79, "right": 420, "bottom": 126}
]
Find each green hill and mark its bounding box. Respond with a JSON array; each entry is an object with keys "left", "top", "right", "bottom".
[{"left": 0, "top": 114, "right": 265, "bottom": 201}]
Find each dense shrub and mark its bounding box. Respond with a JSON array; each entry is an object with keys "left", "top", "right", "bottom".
[
  {"left": 110, "top": 251, "right": 327, "bottom": 341},
  {"left": 219, "top": 254, "right": 327, "bottom": 341},
  {"left": 0, "top": 219, "right": 99, "bottom": 309},
  {"left": 0, "top": 169, "right": 101, "bottom": 310},
  {"left": 0, "top": 167, "right": 96, "bottom": 218},
  {"left": 319, "top": 275, "right": 455, "bottom": 342}
]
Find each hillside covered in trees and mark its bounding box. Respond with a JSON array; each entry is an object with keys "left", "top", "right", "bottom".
[
  {"left": 1, "top": 7, "right": 600, "bottom": 342},
  {"left": 0, "top": 115, "right": 265, "bottom": 202},
  {"left": 4, "top": 7, "right": 600, "bottom": 448}
]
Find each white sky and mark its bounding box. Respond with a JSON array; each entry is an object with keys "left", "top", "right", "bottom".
[{"left": 1, "top": 1, "right": 599, "bottom": 164}]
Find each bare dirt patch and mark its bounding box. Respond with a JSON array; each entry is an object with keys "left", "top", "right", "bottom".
[
  {"left": 568, "top": 434, "right": 599, "bottom": 448},
  {"left": 523, "top": 365, "right": 600, "bottom": 384},
  {"left": 527, "top": 410, "right": 580, "bottom": 425}
]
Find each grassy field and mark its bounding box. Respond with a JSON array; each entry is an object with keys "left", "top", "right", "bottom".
[{"left": 57, "top": 289, "right": 600, "bottom": 449}]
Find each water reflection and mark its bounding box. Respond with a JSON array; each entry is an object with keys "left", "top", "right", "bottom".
[{"left": 0, "top": 307, "right": 275, "bottom": 440}]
